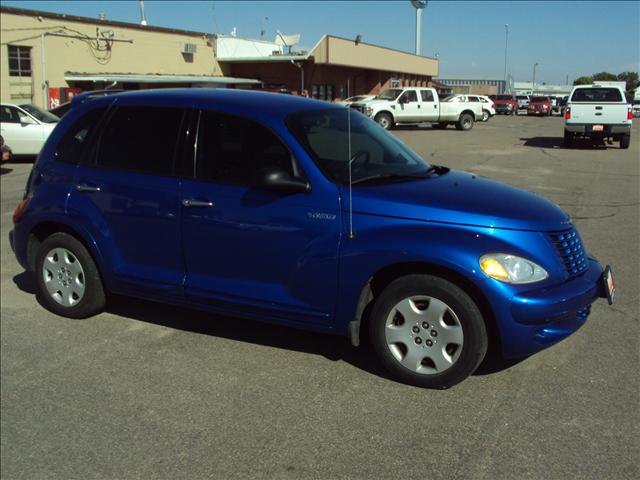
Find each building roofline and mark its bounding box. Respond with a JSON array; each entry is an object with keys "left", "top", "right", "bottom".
[
  {"left": 0, "top": 5, "right": 211, "bottom": 37},
  {"left": 322, "top": 34, "right": 438, "bottom": 61}
]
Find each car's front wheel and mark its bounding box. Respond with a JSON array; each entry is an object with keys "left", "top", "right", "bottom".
[
  {"left": 35, "top": 232, "right": 106, "bottom": 318},
  {"left": 368, "top": 275, "right": 488, "bottom": 388},
  {"left": 374, "top": 112, "right": 394, "bottom": 130}
]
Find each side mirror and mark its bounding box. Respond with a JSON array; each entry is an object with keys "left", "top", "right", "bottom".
[
  {"left": 19, "top": 115, "right": 37, "bottom": 125},
  {"left": 256, "top": 166, "right": 310, "bottom": 194}
]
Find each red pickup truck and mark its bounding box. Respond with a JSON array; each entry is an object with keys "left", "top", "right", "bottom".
[
  {"left": 527, "top": 96, "right": 553, "bottom": 116},
  {"left": 494, "top": 94, "right": 518, "bottom": 115}
]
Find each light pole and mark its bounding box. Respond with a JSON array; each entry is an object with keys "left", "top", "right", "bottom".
[
  {"left": 503, "top": 24, "right": 509, "bottom": 92},
  {"left": 411, "top": 0, "right": 428, "bottom": 56},
  {"left": 532, "top": 62, "right": 539, "bottom": 95}
]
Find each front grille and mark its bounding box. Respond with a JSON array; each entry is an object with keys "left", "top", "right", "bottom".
[{"left": 549, "top": 228, "right": 588, "bottom": 276}]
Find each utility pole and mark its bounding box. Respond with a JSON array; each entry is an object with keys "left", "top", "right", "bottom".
[
  {"left": 503, "top": 24, "right": 509, "bottom": 92},
  {"left": 532, "top": 62, "right": 539, "bottom": 95}
]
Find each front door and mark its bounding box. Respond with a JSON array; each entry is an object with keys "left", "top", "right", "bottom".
[
  {"left": 395, "top": 90, "right": 422, "bottom": 122},
  {"left": 180, "top": 110, "right": 341, "bottom": 325}
]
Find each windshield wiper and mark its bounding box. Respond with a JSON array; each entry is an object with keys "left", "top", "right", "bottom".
[{"left": 351, "top": 165, "right": 448, "bottom": 185}]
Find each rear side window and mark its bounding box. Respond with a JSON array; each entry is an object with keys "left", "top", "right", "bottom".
[
  {"left": 420, "top": 90, "right": 434, "bottom": 102},
  {"left": 195, "top": 111, "right": 295, "bottom": 185},
  {"left": 55, "top": 108, "right": 106, "bottom": 164},
  {"left": 571, "top": 88, "right": 623, "bottom": 102},
  {"left": 468, "top": 96, "right": 480, "bottom": 102},
  {"left": 96, "top": 106, "right": 183, "bottom": 175}
]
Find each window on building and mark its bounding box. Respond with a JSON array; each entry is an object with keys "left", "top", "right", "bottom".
[
  {"left": 8, "top": 45, "right": 32, "bottom": 77},
  {"left": 96, "top": 106, "right": 183, "bottom": 176},
  {"left": 195, "top": 111, "right": 295, "bottom": 186}
]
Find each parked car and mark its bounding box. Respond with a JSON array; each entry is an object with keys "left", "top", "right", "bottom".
[
  {"left": 356, "top": 88, "right": 483, "bottom": 131},
  {"left": 0, "top": 103, "right": 59, "bottom": 155},
  {"left": 494, "top": 94, "right": 518, "bottom": 115},
  {"left": 516, "top": 95, "right": 530, "bottom": 113},
  {"left": 632, "top": 100, "right": 640, "bottom": 118},
  {"left": 527, "top": 96, "right": 553, "bottom": 116},
  {"left": 338, "top": 95, "right": 376, "bottom": 107},
  {"left": 477, "top": 95, "right": 496, "bottom": 122},
  {"left": 9, "top": 89, "right": 613, "bottom": 388},
  {"left": 564, "top": 84, "right": 632, "bottom": 148}
]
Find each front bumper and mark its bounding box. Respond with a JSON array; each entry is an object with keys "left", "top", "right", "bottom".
[
  {"left": 565, "top": 124, "right": 631, "bottom": 136},
  {"left": 490, "top": 258, "right": 606, "bottom": 358}
]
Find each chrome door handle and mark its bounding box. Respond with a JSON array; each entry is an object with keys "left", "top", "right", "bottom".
[
  {"left": 182, "top": 199, "right": 213, "bottom": 208},
  {"left": 76, "top": 183, "right": 101, "bottom": 193}
]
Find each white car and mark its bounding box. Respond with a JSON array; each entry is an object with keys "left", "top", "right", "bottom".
[
  {"left": 477, "top": 95, "right": 496, "bottom": 122},
  {"left": 0, "top": 103, "right": 59, "bottom": 155},
  {"left": 338, "top": 95, "right": 376, "bottom": 107},
  {"left": 564, "top": 84, "right": 632, "bottom": 149}
]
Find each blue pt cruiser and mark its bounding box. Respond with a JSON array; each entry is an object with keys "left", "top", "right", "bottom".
[{"left": 10, "top": 89, "right": 614, "bottom": 388}]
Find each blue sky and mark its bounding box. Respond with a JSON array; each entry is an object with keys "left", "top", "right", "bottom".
[{"left": 3, "top": 1, "right": 639, "bottom": 84}]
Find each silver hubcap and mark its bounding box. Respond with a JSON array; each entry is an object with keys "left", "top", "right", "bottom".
[
  {"left": 483, "top": 111, "right": 489, "bottom": 121},
  {"left": 378, "top": 116, "right": 390, "bottom": 129},
  {"left": 385, "top": 296, "right": 464, "bottom": 374},
  {"left": 42, "top": 248, "right": 86, "bottom": 307}
]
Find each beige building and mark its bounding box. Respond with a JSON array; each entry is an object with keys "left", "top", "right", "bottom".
[
  {"left": 1, "top": 5, "right": 439, "bottom": 108},
  {"left": 0, "top": 6, "right": 257, "bottom": 108}
]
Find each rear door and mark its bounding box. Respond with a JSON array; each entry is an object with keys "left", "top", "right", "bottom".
[
  {"left": 179, "top": 109, "right": 340, "bottom": 325},
  {"left": 67, "top": 104, "right": 186, "bottom": 298},
  {"left": 419, "top": 90, "right": 439, "bottom": 121}
]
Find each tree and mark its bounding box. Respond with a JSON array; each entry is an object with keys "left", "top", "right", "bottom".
[
  {"left": 573, "top": 76, "right": 593, "bottom": 85},
  {"left": 617, "top": 71, "right": 640, "bottom": 94},
  {"left": 592, "top": 72, "right": 618, "bottom": 81}
]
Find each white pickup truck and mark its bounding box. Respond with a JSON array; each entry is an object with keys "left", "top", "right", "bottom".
[
  {"left": 564, "top": 85, "right": 632, "bottom": 149},
  {"left": 351, "top": 87, "right": 483, "bottom": 131}
]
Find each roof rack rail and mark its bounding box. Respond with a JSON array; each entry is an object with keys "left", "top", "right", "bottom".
[{"left": 70, "top": 89, "right": 125, "bottom": 107}]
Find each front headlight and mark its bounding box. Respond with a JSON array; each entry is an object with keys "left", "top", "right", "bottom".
[
  {"left": 479, "top": 253, "right": 548, "bottom": 284},
  {"left": 364, "top": 107, "right": 373, "bottom": 116}
]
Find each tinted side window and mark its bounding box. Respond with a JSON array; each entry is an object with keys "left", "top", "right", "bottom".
[
  {"left": 96, "top": 106, "right": 183, "bottom": 175},
  {"left": 0, "top": 106, "right": 20, "bottom": 123},
  {"left": 195, "top": 111, "right": 294, "bottom": 185},
  {"left": 468, "top": 96, "right": 480, "bottom": 102},
  {"left": 399, "top": 91, "right": 418, "bottom": 103},
  {"left": 55, "top": 108, "right": 106, "bottom": 164},
  {"left": 420, "top": 90, "right": 434, "bottom": 102}
]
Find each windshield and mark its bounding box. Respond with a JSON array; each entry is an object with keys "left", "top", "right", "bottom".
[
  {"left": 287, "top": 109, "right": 430, "bottom": 184},
  {"left": 443, "top": 95, "right": 460, "bottom": 102},
  {"left": 19, "top": 104, "right": 59, "bottom": 123},
  {"left": 346, "top": 96, "right": 367, "bottom": 102},
  {"left": 571, "top": 88, "right": 623, "bottom": 102},
  {"left": 496, "top": 95, "right": 514, "bottom": 101},
  {"left": 530, "top": 97, "right": 549, "bottom": 103},
  {"left": 377, "top": 89, "right": 403, "bottom": 101}
]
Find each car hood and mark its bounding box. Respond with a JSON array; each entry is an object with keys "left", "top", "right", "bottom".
[{"left": 344, "top": 170, "right": 570, "bottom": 231}]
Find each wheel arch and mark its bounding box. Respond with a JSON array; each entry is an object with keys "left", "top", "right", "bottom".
[
  {"left": 26, "top": 220, "right": 105, "bottom": 276},
  {"left": 374, "top": 110, "right": 395, "bottom": 122},
  {"left": 349, "top": 261, "right": 500, "bottom": 354},
  {"left": 460, "top": 109, "right": 476, "bottom": 120}
]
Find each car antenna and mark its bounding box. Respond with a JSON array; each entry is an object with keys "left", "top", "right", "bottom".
[{"left": 347, "top": 81, "right": 355, "bottom": 240}]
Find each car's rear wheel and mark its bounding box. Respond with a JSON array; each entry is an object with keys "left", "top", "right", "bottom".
[
  {"left": 482, "top": 110, "right": 490, "bottom": 122},
  {"left": 35, "top": 232, "right": 106, "bottom": 318},
  {"left": 620, "top": 134, "right": 630, "bottom": 149},
  {"left": 374, "top": 112, "right": 393, "bottom": 130},
  {"left": 368, "top": 275, "right": 488, "bottom": 388},
  {"left": 456, "top": 113, "right": 474, "bottom": 131}
]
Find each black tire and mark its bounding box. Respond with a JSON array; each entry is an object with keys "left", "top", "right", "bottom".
[
  {"left": 455, "top": 113, "right": 474, "bottom": 131},
  {"left": 563, "top": 130, "right": 573, "bottom": 148},
  {"left": 620, "top": 134, "right": 630, "bottom": 149},
  {"left": 35, "top": 232, "right": 106, "bottom": 318},
  {"left": 368, "top": 274, "right": 488, "bottom": 389},
  {"left": 374, "top": 112, "right": 393, "bottom": 130},
  {"left": 433, "top": 122, "right": 448, "bottom": 129}
]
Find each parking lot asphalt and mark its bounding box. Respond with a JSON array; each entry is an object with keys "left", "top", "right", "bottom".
[{"left": 1, "top": 115, "right": 638, "bottom": 480}]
